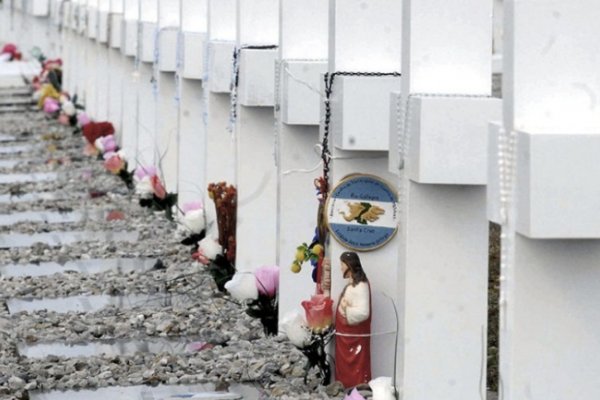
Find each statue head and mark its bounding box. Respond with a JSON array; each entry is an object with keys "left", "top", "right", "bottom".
[{"left": 340, "top": 251, "right": 368, "bottom": 285}]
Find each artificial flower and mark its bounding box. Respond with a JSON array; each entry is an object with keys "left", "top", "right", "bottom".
[
  {"left": 254, "top": 265, "right": 279, "bottom": 298},
  {"left": 83, "top": 121, "right": 115, "bottom": 145},
  {"left": 192, "top": 249, "right": 210, "bottom": 265},
  {"left": 134, "top": 165, "right": 157, "bottom": 181},
  {"left": 84, "top": 142, "right": 99, "bottom": 157},
  {"left": 43, "top": 58, "right": 63, "bottom": 71},
  {"left": 198, "top": 237, "right": 222, "bottom": 260},
  {"left": 61, "top": 100, "right": 76, "bottom": 116},
  {"left": 179, "top": 202, "right": 205, "bottom": 234},
  {"left": 246, "top": 266, "right": 279, "bottom": 336},
  {"left": 95, "top": 134, "right": 117, "bottom": 154},
  {"left": 1, "top": 43, "right": 20, "bottom": 60},
  {"left": 369, "top": 377, "right": 395, "bottom": 400},
  {"left": 104, "top": 154, "right": 126, "bottom": 174},
  {"left": 224, "top": 272, "right": 259, "bottom": 302},
  {"left": 344, "top": 389, "right": 366, "bottom": 400},
  {"left": 301, "top": 295, "right": 333, "bottom": 332},
  {"left": 151, "top": 175, "right": 167, "bottom": 199},
  {"left": 57, "top": 113, "right": 70, "bottom": 125},
  {"left": 281, "top": 312, "right": 312, "bottom": 348},
  {"left": 94, "top": 137, "right": 106, "bottom": 153},
  {"left": 77, "top": 112, "right": 91, "bottom": 127},
  {"left": 207, "top": 182, "right": 237, "bottom": 265},
  {"left": 37, "top": 83, "right": 60, "bottom": 108},
  {"left": 43, "top": 97, "right": 60, "bottom": 114},
  {"left": 182, "top": 201, "right": 203, "bottom": 213},
  {"left": 135, "top": 176, "right": 154, "bottom": 198}
]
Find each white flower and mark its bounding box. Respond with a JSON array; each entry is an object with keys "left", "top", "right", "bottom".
[
  {"left": 224, "top": 272, "right": 258, "bottom": 302},
  {"left": 281, "top": 312, "right": 311, "bottom": 348},
  {"left": 116, "top": 149, "right": 127, "bottom": 161},
  {"left": 180, "top": 209, "right": 205, "bottom": 234},
  {"left": 135, "top": 176, "right": 154, "bottom": 198},
  {"left": 94, "top": 137, "right": 105, "bottom": 153},
  {"left": 198, "top": 237, "right": 222, "bottom": 260},
  {"left": 369, "top": 377, "right": 395, "bottom": 400},
  {"left": 62, "top": 101, "right": 76, "bottom": 116}
]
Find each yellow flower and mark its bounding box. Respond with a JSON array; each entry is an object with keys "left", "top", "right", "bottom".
[
  {"left": 37, "top": 84, "right": 60, "bottom": 108},
  {"left": 311, "top": 244, "right": 323, "bottom": 256},
  {"left": 295, "top": 248, "right": 306, "bottom": 262},
  {"left": 291, "top": 262, "right": 301, "bottom": 274}
]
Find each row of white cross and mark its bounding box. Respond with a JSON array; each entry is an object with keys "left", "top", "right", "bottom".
[{"left": 2, "top": 0, "right": 599, "bottom": 399}]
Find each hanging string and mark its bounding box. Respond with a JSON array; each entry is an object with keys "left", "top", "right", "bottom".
[
  {"left": 174, "top": 29, "right": 183, "bottom": 106},
  {"left": 151, "top": 26, "right": 163, "bottom": 99},
  {"left": 320, "top": 71, "right": 402, "bottom": 194}
]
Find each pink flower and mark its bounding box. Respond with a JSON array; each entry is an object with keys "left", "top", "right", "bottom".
[
  {"left": 344, "top": 389, "right": 366, "bottom": 400},
  {"left": 77, "top": 112, "right": 91, "bottom": 127},
  {"left": 301, "top": 295, "right": 334, "bottom": 331},
  {"left": 43, "top": 98, "right": 60, "bottom": 114},
  {"left": 104, "top": 154, "right": 125, "bottom": 174},
  {"left": 57, "top": 113, "right": 70, "bottom": 125},
  {"left": 84, "top": 143, "right": 99, "bottom": 157},
  {"left": 254, "top": 265, "right": 279, "bottom": 298},
  {"left": 182, "top": 201, "right": 203, "bottom": 214},
  {"left": 192, "top": 249, "right": 210, "bottom": 265},
  {"left": 134, "top": 165, "right": 157, "bottom": 181},
  {"left": 187, "top": 341, "right": 214, "bottom": 353},
  {"left": 151, "top": 175, "right": 167, "bottom": 199}
]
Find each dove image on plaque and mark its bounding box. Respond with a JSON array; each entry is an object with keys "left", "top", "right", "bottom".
[{"left": 325, "top": 174, "right": 399, "bottom": 251}]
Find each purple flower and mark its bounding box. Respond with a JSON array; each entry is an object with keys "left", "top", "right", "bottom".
[
  {"left": 43, "top": 98, "right": 60, "bottom": 114},
  {"left": 182, "top": 201, "right": 203, "bottom": 214},
  {"left": 343, "top": 389, "right": 366, "bottom": 400},
  {"left": 134, "top": 165, "right": 157, "bottom": 181},
  {"left": 100, "top": 135, "right": 117, "bottom": 153},
  {"left": 254, "top": 265, "right": 279, "bottom": 298},
  {"left": 102, "top": 151, "right": 116, "bottom": 160},
  {"left": 77, "top": 112, "right": 91, "bottom": 127}
]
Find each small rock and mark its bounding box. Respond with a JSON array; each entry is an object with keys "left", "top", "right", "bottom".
[
  {"left": 325, "top": 381, "right": 344, "bottom": 397},
  {"left": 24, "top": 380, "right": 37, "bottom": 391},
  {"left": 8, "top": 376, "right": 25, "bottom": 390}
]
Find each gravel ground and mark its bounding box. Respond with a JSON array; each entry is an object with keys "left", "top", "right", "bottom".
[{"left": 0, "top": 111, "right": 345, "bottom": 400}]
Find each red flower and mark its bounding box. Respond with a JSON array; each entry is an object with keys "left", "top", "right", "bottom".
[
  {"left": 151, "top": 175, "right": 167, "bottom": 199},
  {"left": 1, "top": 44, "right": 19, "bottom": 60},
  {"left": 82, "top": 122, "right": 115, "bottom": 145},
  {"left": 43, "top": 58, "right": 63, "bottom": 71},
  {"left": 301, "top": 295, "right": 334, "bottom": 331}
]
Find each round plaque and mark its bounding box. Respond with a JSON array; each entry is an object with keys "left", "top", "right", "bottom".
[{"left": 325, "top": 174, "right": 399, "bottom": 251}]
